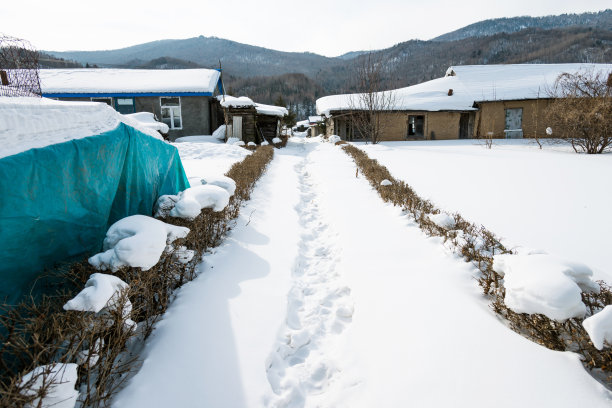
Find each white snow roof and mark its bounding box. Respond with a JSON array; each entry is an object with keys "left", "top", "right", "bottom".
[
  {"left": 255, "top": 103, "right": 288, "bottom": 117},
  {"left": 39, "top": 68, "right": 221, "bottom": 95},
  {"left": 446, "top": 63, "right": 612, "bottom": 102},
  {"left": 316, "top": 63, "right": 612, "bottom": 116},
  {"left": 308, "top": 115, "right": 323, "bottom": 124},
  {"left": 219, "top": 95, "right": 255, "bottom": 108},
  {"left": 218, "top": 95, "right": 287, "bottom": 117}
]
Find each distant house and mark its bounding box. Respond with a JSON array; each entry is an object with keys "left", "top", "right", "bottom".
[
  {"left": 39, "top": 68, "right": 224, "bottom": 140},
  {"left": 316, "top": 63, "right": 612, "bottom": 141},
  {"left": 308, "top": 116, "right": 324, "bottom": 137},
  {"left": 216, "top": 96, "right": 287, "bottom": 144}
]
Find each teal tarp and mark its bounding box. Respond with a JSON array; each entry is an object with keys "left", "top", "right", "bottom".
[{"left": 0, "top": 123, "right": 189, "bottom": 305}]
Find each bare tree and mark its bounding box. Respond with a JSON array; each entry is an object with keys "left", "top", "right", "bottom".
[
  {"left": 348, "top": 52, "right": 396, "bottom": 144},
  {"left": 545, "top": 69, "right": 612, "bottom": 154}
]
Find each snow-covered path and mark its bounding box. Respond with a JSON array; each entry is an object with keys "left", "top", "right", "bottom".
[{"left": 114, "top": 137, "right": 611, "bottom": 407}]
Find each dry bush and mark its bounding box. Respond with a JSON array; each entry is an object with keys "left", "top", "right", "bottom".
[
  {"left": 342, "top": 143, "right": 612, "bottom": 387},
  {"left": 0, "top": 145, "right": 275, "bottom": 407},
  {"left": 545, "top": 70, "right": 612, "bottom": 154}
]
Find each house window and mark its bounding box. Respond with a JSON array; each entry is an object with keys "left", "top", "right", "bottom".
[
  {"left": 115, "top": 98, "right": 135, "bottom": 114},
  {"left": 91, "top": 97, "right": 112, "bottom": 106},
  {"left": 160, "top": 97, "right": 182, "bottom": 130},
  {"left": 408, "top": 115, "right": 424, "bottom": 138}
]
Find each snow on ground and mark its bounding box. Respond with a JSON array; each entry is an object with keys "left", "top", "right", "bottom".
[
  {"left": 172, "top": 137, "right": 251, "bottom": 180},
  {"left": 114, "top": 137, "right": 611, "bottom": 407},
  {"left": 358, "top": 139, "right": 612, "bottom": 282}
]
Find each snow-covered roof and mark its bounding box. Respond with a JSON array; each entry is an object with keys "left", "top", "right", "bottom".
[
  {"left": 445, "top": 63, "right": 612, "bottom": 102},
  {"left": 39, "top": 68, "right": 221, "bottom": 96},
  {"left": 316, "top": 63, "right": 612, "bottom": 116},
  {"left": 218, "top": 95, "right": 287, "bottom": 117},
  {"left": 0, "top": 96, "right": 163, "bottom": 159},
  {"left": 255, "top": 103, "right": 288, "bottom": 117},
  {"left": 219, "top": 95, "right": 255, "bottom": 108},
  {"left": 308, "top": 115, "right": 323, "bottom": 124}
]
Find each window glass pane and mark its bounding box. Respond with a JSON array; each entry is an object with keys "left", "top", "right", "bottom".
[
  {"left": 173, "top": 108, "right": 182, "bottom": 128},
  {"left": 161, "top": 107, "right": 172, "bottom": 127},
  {"left": 161, "top": 97, "right": 180, "bottom": 106},
  {"left": 116, "top": 98, "right": 133, "bottom": 105}
]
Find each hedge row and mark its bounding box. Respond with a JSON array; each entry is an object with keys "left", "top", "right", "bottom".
[{"left": 0, "top": 145, "right": 275, "bottom": 407}]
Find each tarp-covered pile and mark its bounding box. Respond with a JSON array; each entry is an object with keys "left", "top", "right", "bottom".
[{"left": 0, "top": 97, "right": 189, "bottom": 305}]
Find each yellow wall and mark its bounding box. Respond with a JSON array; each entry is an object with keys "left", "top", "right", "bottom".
[
  {"left": 475, "top": 99, "right": 553, "bottom": 139},
  {"left": 326, "top": 111, "right": 465, "bottom": 141}
]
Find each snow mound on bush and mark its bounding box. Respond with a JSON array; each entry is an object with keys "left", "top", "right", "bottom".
[
  {"left": 169, "top": 185, "right": 230, "bottom": 220},
  {"left": 583, "top": 306, "right": 612, "bottom": 350},
  {"left": 234, "top": 140, "right": 245, "bottom": 146},
  {"left": 20, "top": 363, "right": 79, "bottom": 408},
  {"left": 272, "top": 137, "right": 282, "bottom": 144},
  {"left": 261, "top": 140, "right": 269, "bottom": 146},
  {"left": 123, "top": 112, "right": 168, "bottom": 135},
  {"left": 89, "top": 215, "right": 189, "bottom": 271},
  {"left": 493, "top": 253, "right": 599, "bottom": 321},
  {"left": 329, "top": 135, "right": 341, "bottom": 144},
  {"left": 428, "top": 213, "right": 456, "bottom": 229},
  {"left": 212, "top": 124, "right": 226, "bottom": 140},
  {"left": 247, "top": 141, "right": 256, "bottom": 146},
  {"left": 195, "top": 175, "right": 236, "bottom": 196},
  {"left": 63, "top": 273, "right": 128, "bottom": 313},
  {"left": 380, "top": 179, "right": 392, "bottom": 186}
]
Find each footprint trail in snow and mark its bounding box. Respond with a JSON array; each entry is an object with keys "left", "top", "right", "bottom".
[{"left": 265, "top": 153, "right": 355, "bottom": 407}]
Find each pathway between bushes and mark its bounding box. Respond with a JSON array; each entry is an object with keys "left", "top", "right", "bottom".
[{"left": 114, "top": 137, "right": 611, "bottom": 408}]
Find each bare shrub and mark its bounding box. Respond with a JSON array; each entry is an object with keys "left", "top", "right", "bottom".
[
  {"left": 545, "top": 69, "right": 612, "bottom": 154},
  {"left": 342, "top": 143, "right": 612, "bottom": 387},
  {"left": 348, "top": 52, "right": 396, "bottom": 144}
]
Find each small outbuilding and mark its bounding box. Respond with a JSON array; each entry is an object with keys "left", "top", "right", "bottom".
[
  {"left": 39, "top": 68, "right": 224, "bottom": 140},
  {"left": 217, "top": 96, "right": 288, "bottom": 144},
  {"left": 308, "top": 115, "right": 324, "bottom": 137}
]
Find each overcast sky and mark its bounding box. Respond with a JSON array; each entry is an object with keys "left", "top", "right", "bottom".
[{"left": 2, "top": 0, "right": 610, "bottom": 57}]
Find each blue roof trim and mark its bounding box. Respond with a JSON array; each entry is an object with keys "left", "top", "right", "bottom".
[{"left": 42, "top": 92, "right": 213, "bottom": 98}]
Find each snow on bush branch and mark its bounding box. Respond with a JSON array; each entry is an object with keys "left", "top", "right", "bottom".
[{"left": 88, "top": 215, "right": 189, "bottom": 271}]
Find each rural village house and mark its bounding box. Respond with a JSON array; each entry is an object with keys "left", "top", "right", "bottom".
[
  {"left": 39, "top": 68, "right": 224, "bottom": 140},
  {"left": 316, "top": 63, "right": 612, "bottom": 141},
  {"left": 216, "top": 95, "right": 288, "bottom": 144}
]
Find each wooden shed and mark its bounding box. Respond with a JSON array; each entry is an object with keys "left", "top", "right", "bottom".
[{"left": 218, "top": 96, "right": 287, "bottom": 144}]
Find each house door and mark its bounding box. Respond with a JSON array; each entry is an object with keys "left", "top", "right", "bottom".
[
  {"left": 459, "top": 113, "right": 470, "bottom": 139},
  {"left": 232, "top": 116, "right": 243, "bottom": 140},
  {"left": 504, "top": 108, "right": 523, "bottom": 138}
]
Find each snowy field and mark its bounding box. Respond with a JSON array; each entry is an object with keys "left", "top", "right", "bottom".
[
  {"left": 358, "top": 139, "right": 612, "bottom": 283},
  {"left": 114, "top": 137, "right": 612, "bottom": 407}
]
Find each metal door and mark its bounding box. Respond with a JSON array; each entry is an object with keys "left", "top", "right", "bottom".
[{"left": 504, "top": 108, "right": 523, "bottom": 138}]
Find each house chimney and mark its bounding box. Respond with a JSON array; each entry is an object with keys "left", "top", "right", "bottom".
[{"left": 448, "top": 89, "right": 453, "bottom": 96}]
